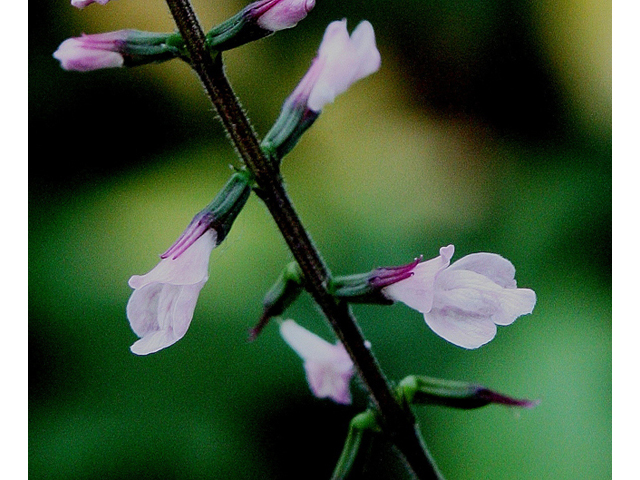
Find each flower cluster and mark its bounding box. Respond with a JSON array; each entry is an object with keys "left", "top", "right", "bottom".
[{"left": 56, "top": 1, "right": 537, "bottom": 412}]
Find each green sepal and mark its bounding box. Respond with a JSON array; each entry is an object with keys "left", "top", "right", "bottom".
[
  {"left": 205, "top": 10, "right": 272, "bottom": 52},
  {"left": 250, "top": 261, "right": 304, "bottom": 339},
  {"left": 331, "top": 272, "right": 394, "bottom": 306},
  {"left": 331, "top": 410, "right": 381, "bottom": 480},
  {"left": 261, "top": 106, "right": 319, "bottom": 163},
  {"left": 118, "top": 31, "right": 188, "bottom": 68}
]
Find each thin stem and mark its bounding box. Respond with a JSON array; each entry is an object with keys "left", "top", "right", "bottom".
[{"left": 164, "top": 1, "right": 443, "bottom": 478}]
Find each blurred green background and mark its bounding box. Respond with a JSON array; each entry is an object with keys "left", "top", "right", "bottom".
[{"left": 29, "top": 0, "right": 611, "bottom": 478}]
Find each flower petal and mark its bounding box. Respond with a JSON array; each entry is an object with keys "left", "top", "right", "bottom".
[
  {"left": 423, "top": 309, "right": 497, "bottom": 349},
  {"left": 383, "top": 245, "right": 454, "bottom": 313},
  {"left": 306, "top": 20, "right": 381, "bottom": 112},
  {"left": 280, "top": 319, "right": 340, "bottom": 362},
  {"left": 435, "top": 269, "right": 536, "bottom": 325},
  {"left": 448, "top": 252, "right": 517, "bottom": 288},
  {"left": 127, "top": 280, "right": 207, "bottom": 355},
  {"left": 305, "top": 360, "right": 353, "bottom": 404},
  {"left": 128, "top": 230, "right": 216, "bottom": 289},
  {"left": 280, "top": 320, "right": 354, "bottom": 404}
]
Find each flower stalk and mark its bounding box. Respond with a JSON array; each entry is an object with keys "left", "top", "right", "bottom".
[{"left": 163, "top": 0, "right": 443, "bottom": 477}]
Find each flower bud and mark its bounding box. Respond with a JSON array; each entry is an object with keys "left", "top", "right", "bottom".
[
  {"left": 161, "top": 172, "right": 252, "bottom": 260},
  {"left": 71, "top": 0, "right": 111, "bottom": 8},
  {"left": 206, "top": 0, "right": 315, "bottom": 52},
  {"left": 53, "top": 30, "right": 183, "bottom": 72},
  {"left": 332, "top": 257, "right": 421, "bottom": 304},
  {"left": 398, "top": 375, "right": 539, "bottom": 410},
  {"left": 248, "top": 0, "right": 315, "bottom": 32},
  {"left": 250, "top": 262, "right": 303, "bottom": 340}
]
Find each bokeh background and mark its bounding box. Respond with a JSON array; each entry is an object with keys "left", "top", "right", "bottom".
[{"left": 29, "top": 0, "right": 611, "bottom": 478}]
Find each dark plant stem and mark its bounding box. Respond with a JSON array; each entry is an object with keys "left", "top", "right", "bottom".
[{"left": 164, "top": 1, "right": 442, "bottom": 478}]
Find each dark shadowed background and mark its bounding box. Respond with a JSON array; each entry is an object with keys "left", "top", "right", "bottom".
[{"left": 30, "top": 0, "right": 611, "bottom": 478}]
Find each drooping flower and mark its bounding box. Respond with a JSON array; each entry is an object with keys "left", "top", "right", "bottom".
[
  {"left": 247, "top": 0, "right": 316, "bottom": 32},
  {"left": 127, "top": 230, "right": 217, "bottom": 355},
  {"left": 71, "top": 0, "right": 111, "bottom": 8},
  {"left": 280, "top": 320, "right": 355, "bottom": 404},
  {"left": 286, "top": 19, "right": 381, "bottom": 113},
  {"left": 126, "top": 172, "right": 251, "bottom": 355},
  {"left": 383, "top": 245, "right": 536, "bottom": 349}
]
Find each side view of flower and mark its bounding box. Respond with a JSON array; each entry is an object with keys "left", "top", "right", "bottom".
[
  {"left": 383, "top": 245, "right": 536, "bottom": 349},
  {"left": 280, "top": 319, "right": 355, "bottom": 405},
  {"left": 288, "top": 19, "right": 381, "bottom": 113},
  {"left": 127, "top": 230, "right": 216, "bottom": 355},
  {"left": 126, "top": 172, "right": 251, "bottom": 355},
  {"left": 261, "top": 19, "right": 381, "bottom": 160}
]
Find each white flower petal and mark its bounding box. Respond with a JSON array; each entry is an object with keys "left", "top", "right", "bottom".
[
  {"left": 126, "top": 280, "right": 207, "bottom": 355},
  {"left": 130, "top": 330, "right": 180, "bottom": 356},
  {"left": 423, "top": 309, "right": 497, "bottom": 349},
  {"left": 128, "top": 230, "right": 216, "bottom": 288},
  {"left": 280, "top": 320, "right": 354, "bottom": 404},
  {"left": 448, "top": 252, "right": 517, "bottom": 288},
  {"left": 489, "top": 287, "right": 536, "bottom": 326},
  {"left": 306, "top": 20, "right": 381, "bottom": 112},
  {"left": 305, "top": 361, "right": 352, "bottom": 404},
  {"left": 280, "top": 319, "right": 339, "bottom": 362}
]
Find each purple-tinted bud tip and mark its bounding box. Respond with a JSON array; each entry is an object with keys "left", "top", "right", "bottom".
[
  {"left": 476, "top": 388, "right": 541, "bottom": 408},
  {"left": 161, "top": 211, "right": 217, "bottom": 260}
]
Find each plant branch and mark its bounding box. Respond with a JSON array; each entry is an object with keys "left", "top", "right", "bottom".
[{"left": 164, "top": 1, "right": 442, "bottom": 478}]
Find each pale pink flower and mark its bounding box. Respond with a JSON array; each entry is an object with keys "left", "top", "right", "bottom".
[
  {"left": 280, "top": 320, "right": 354, "bottom": 404},
  {"left": 71, "top": 0, "right": 111, "bottom": 8},
  {"left": 127, "top": 230, "right": 217, "bottom": 355},
  {"left": 287, "top": 19, "right": 381, "bottom": 112},
  {"left": 53, "top": 31, "right": 130, "bottom": 72},
  {"left": 383, "top": 245, "right": 536, "bottom": 349},
  {"left": 248, "top": 0, "right": 316, "bottom": 31}
]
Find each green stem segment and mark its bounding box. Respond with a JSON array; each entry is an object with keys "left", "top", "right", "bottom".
[{"left": 163, "top": 1, "right": 443, "bottom": 478}]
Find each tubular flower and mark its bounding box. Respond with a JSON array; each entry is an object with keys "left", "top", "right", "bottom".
[
  {"left": 127, "top": 230, "right": 217, "bottom": 355},
  {"left": 126, "top": 173, "right": 251, "bottom": 355},
  {"left": 383, "top": 245, "right": 536, "bottom": 349},
  {"left": 280, "top": 320, "right": 355, "bottom": 404},
  {"left": 287, "top": 19, "right": 381, "bottom": 113}
]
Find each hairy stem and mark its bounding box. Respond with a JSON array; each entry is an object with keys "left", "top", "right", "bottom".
[{"left": 164, "top": 1, "right": 442, "bottom": 478}]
